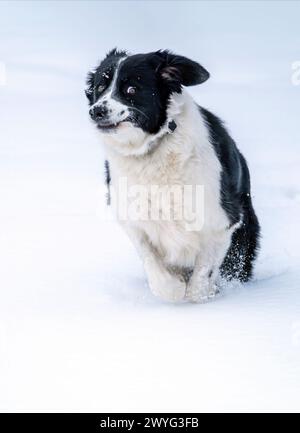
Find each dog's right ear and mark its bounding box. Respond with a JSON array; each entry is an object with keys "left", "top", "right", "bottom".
[
  {"left": 85, "top": 71, "right": 95, "bottom": 105},
  {"left": 154, "top": 50, "right": 209, "bottom": 89}
]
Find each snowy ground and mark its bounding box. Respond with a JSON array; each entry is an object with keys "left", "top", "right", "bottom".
[{"left": 0, "top": 1, "right": 300, "bottom": 412}]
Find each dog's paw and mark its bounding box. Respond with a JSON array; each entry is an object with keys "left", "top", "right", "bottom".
[
  {"left": 154, "top": 281, "right": 186, "bottom": 303},
  {"left": 144, "top": 258, "right": 186, "bottom": 303},
  {"left": 186, "top": 278, "right": 219, "bottom": 303},
  {"left": 150, "top": 274, "right": 186, "bottom": 303}
]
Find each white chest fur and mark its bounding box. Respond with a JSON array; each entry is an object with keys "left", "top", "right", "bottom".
[{"left": 103, "top": 91, "right": 230, "bottom": 268}]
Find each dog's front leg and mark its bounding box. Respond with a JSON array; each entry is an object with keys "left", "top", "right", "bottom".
[
  {"left": 124, "top": 226, "right": 186, "bottom": 302},
  {"left": 144, "top": 255, "right": 187, "bottom": 302},
  {"left": 186, "top": 230, "right": 232, "bottom": 303}
]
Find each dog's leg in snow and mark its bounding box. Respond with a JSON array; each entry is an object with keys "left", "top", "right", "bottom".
[
  {"left": 124, "top": 226, "right": 186, "bottom": 302},
  {"left": 186, "top": 229, "right": 232, "bottom": 303}
]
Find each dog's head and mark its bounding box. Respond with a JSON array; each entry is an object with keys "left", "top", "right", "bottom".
[{"left": 85, "top": 49, "right": 209, "bottom": 152}]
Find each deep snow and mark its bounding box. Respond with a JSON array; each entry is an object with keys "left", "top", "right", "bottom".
[{"left": 0, "top": 1, "right": 300, "bottom": 412}]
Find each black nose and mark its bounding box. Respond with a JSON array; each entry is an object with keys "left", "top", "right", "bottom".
[{"left": 89, "top": 105, "right": 108, "bottom": 121}]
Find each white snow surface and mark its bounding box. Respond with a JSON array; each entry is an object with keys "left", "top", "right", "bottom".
[{"left": 0, "top": 1, "right": 300, "bottom": 412}]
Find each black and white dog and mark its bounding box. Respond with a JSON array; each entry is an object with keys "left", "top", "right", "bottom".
[{"left": 86, "top": 49, "right": 260, "bottom": 303}]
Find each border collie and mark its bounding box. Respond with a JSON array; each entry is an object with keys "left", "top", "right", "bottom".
[{"left": 85, "top": 49, "right": 260, "bottom": 303}]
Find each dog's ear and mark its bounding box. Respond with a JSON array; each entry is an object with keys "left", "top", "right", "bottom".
[
  {"left": 155, "top": 50, "right": 209, "bottom": 87},
  {"left": 85, "top": 70, "right": 95, "bottom": 104}
]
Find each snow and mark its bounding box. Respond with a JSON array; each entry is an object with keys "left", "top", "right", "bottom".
[{"left": 0, "top": 1, "right": 300, "bottom": 412}]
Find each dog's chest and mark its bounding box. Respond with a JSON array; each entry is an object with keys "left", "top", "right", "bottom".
[
  {"left": 109, "top": 131, "right": 228, "bottom": 267},
  {"left": 110, "top": 147, "right": 203, "bottom": 266}
]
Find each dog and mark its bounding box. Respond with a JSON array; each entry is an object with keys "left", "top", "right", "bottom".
[{"left": 85, "top": 48, "right": 260, "bottom": 303}]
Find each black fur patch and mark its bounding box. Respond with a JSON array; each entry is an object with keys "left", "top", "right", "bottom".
[
  {"left": 200, "top": 106, "right": 260, "bottom": 281},
  {"left": 104, "top": 159, "right": 111, "bottom": 206}
]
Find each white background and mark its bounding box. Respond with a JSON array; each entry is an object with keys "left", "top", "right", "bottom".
[{"left": 0, "top": 1, "right": 300, "bottom": 412}]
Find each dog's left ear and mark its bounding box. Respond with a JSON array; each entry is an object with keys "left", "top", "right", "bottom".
[
  {"left": 156, "top": 50, "right": 209, "bottom": 86},
  {"left": 85, "top": 70, "right": 95, "bottom": 104}
]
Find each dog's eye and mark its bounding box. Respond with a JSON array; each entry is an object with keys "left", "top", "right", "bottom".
[
  {"left": 98, "top": 84, "right": 106, "bottom": 93},
  {"left": 126, "top": 86, "right": 136, "bottom": 95}
]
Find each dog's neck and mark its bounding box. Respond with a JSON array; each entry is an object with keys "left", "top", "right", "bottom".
[{"left": 102, "top": 90, "right": 193, "bottom": 159}]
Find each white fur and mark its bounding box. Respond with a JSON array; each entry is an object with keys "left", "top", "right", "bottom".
[
  {"left": 90, "top": 58, "right": 130, "bottom": 126},
  {"left": 99, "top": 90, "right": 235, "bottom": 302}
]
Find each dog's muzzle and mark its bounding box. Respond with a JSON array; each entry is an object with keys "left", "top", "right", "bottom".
[{"left": 89, "top": 105, "right": 108, "bottom": 121}]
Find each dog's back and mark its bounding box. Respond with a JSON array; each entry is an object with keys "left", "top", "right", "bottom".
[{"left": 200, "top": 107, "right": 260, "bottom": 282}]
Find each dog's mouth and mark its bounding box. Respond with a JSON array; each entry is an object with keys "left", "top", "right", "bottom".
[
  {"left": 96, "top": 121, "right": 121, "bottom": 132},
  {"left": 95, "top": 116, "right": 132, "bottom": 132}
]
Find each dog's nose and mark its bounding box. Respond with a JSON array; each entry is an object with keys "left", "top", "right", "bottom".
[{"left": 89, "top": 105, "right": 108, "bottom": 121}]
